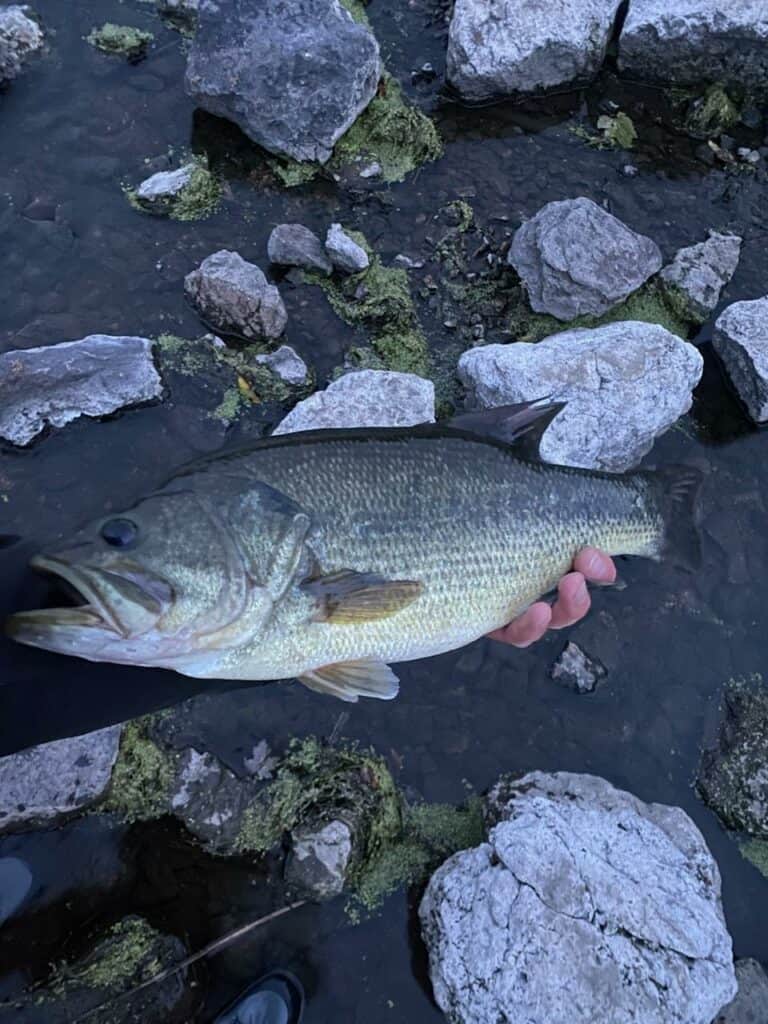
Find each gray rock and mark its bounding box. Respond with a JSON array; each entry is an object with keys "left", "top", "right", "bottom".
[
  {"left": 273, "top": 369, "right": 435, "bottom": 434},
  {"left": 0, "top": 726, "right": 123, "bottom": 834},
  {"left": 447, "top": 0, "right": 623, "bottom": 101},
  {"left": 713, "top": 296, "right": 768, "bottom": 422},
  {"left": 135, "top": 164, "right": 194, "bottom": 204},
  {"left": 255, "top": 345, "right": 309, "bottom": 385},
  {"left": 157, "top": 0, "right": 198, "bottom": 25},
  {"left": 458, "top": 322, "right": 703, "bottom": 472},
  {"left": 420, "top": 771, "right": 736, "bottom": 1024},
  {"left": 0, "top": 335, "right": 162, "bottom": 446},
  {"left": 715, "top": 959, "right": 768, "bottom": 1024},
  {"left": 660, "top": 231, "right": 742, "bottom": 324},
  {"left": 551, "top": 641, "right": 606, "bottom": 693},
  {"left": 267, "top": 223, "right": 332, "bottom": 275},
  {"left": 185, "top": 0, "right": 381, "bottom": 164},
  {"left": 287, "top": 819, "right": 353, "bottom": 900},
  {"left": 508, "top": 197, "right": 662, "bottom": 320},
  {"left": 184, "top": 249, "right": 287, "bottom": 341},
  {"left": 325, "top": 223, "right": 370, "bottom": 274},
  {"left": 0, "top": 5, "right": 43, "bottom": 84},
  {"left": 0, "top": 857, "right": 33, "bottom": 924},
  {"left": 169, "top": 748, "right": 257, "bottom": 854},
  {"left": 243, "top": 739, "right": 278, "bottom": 780},
  {"left": 619, "top": 0, "right": 768, "bottom": 96}
]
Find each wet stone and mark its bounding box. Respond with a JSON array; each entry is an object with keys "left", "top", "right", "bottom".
[
  {"left": 550, "top": 641, "right": 606, "bottom": 694},
  {"left": 0, "top": 726, "right": 123, "bottom": 835},
  {"left": 712, "top": 296, "right": 768, "bottom": 423},
  {"left": 184, "top": 249, "right": 287, "bottom": 342},
  {"left": 157, "top": 0, "right": 198, "bottom": 26},
  {"left": 286, "top": 819, "right": 353, "bottom": 900},
  {"left": 135, "top": 164, "right": 194, "bottom": 205},
  {"left": 714, "top": 959, "right": 768, "bottom": 1024},
  {"left": 255, "top": 345, "right": 309, "bottom": 386},
  {"left": 267, "top": 223, "right": 332, "bottom": 275},
  {"left": 325, "top": 223, "right": 370, "bottom": 274},
  {"left": 0, "top": 856, "right": 33, "bottom": 925},
  {"left": 659, "top": 231, "right": 742, "bottom": 324},
  {"left": 0, "top": 4, "right": 43, "bottom": 84},
  {"left": 169, "top": 748, "right": 260, "bottom": 854},
  {"left": 421, "top": 771, "right": 736, "bottom": 1024},
  {"left": 508, "top": 197, "right": 662, "bottom": 321}
]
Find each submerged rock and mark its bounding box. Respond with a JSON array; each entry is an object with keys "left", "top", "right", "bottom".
[
  {"left": 420, "top": 771, "right": 736, "bottom": 1024},
  {"left": 660, "top": 231, "right": 742, "bottom": 324},
  {"left": 715, "top": 959, "right": 768, "bottom": 1024},
  {"left": 273, "top": 369, "right": 435, "bottom": 434},
  {"left": 169, "top": 748, "right": 258, "bottom": 854},
  {"left": 325, "top": 223, "right": 370, "bottom": 274},
  {"left": 185, "top": 0, "right": 381, "bottom": 163},
  {"left": 157, "top": 0, "right": 198, "bottom": 27},
  {"left": 619, "top": 0, "right": 768, "bottom": 95},
  {"left": 712, "top": 297, "right": 768, "bottom": 423},
  {"left": 458, "top": 322, "right": 703, "bottom": 472},
  {"left": 287, "top": 819, "right": 353, "bottom": 900},
  {"left": 255, "top": 345, "right": 309, "bottom": 386},
  {"left": 0, "top": 857, "right": 33, "bottom": 925},
  {"left": 0, "top": 335, "right": 162, "bottom": 446},
  {"left": 184, "top": 249, "right": 287, "bottom": 341},
  {"left": 550, "top": 641, "right": 606, "bottom": 693},
  {"left": 0, "top": 726, "right": 123, "bottom": 835},
  {"left": 86, "top": 23, "right": 153, "bottom": 62},
  {"left": 268, "top": 223, "right": 332, "bottom": 275},
  {"left": 0, "top": 4, "right": 43, "bottom": 84},
  {"left": 508, "top": 197, "right": 662, "bottom": 321},
  {"left": 448, "top": 0, "right": 623, "bottom": 101}
]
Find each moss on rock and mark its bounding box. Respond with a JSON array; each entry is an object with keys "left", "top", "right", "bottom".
[
  {"left": 86, "top": 23, "right": 153, "bottom": 61},
  {"left": 126, "top": 158, "right": 222, "bottom": 222},
  {"left": 54, "top": 918, "right": 160, "bottom": 992},
  {"left": 742, "top": 838, "right": 768, "bottom": 879},
  {"left": 685, "top": 84, "right": 740, "bottom": 138},
  {"left": 102, "top": 719, "right": 175, "bottom": 823}
]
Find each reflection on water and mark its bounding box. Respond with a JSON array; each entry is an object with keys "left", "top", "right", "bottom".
[{"left": 2, "top": 0, "right": 768, "bottom": 1019}]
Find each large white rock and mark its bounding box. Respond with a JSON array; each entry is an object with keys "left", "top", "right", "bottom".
[
  {"left": 274, "top": 369, "right": 435, "bottom": 434},
  {"left": 509, "top": 197, "right": 662, "bottom": 321},
  {"left": 712, "top": 297, "right": 768, "bottom": 423},
  {"left": 184, "top": 249, "right": 287, "bottom": 342},
  {"left": 619, "top": 0, "right": 768, "bottom": 93},
  {"left": 447, "top": 0, "right": 623, "bottom": 101},
  {"left": 659, "top": 231, "right": 742, "bottom": 324},
  {"left": 0, "top": 5, "right": 43, "bottom": 84},
  {"left": 0, "top": 335, "right": 163, "bottom": 446},
  {"left": 420, "top": 771, "right": 737, "bottom": 1024},
  {"left": 458, "top": 322, "right": 703, "bottom": 472},
  {"left": 0, "top": 727, "right": 123, "bottom": 834}
]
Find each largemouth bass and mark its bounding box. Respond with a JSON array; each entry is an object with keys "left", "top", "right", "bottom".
[{"left": 6, "top": 402, "right": 701, "bottom": 702}]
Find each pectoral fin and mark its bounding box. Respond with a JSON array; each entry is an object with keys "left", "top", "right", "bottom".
[
  {"left": 301, "top": 570, "right": 422, "bottom": 624},
  {"left": 298, "top": 659, "right": 400, "bottom": 702}
]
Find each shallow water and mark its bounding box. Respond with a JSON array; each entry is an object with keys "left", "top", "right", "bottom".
[{"left": 1, "top": 0, "right": 768, "bottom": 1020}]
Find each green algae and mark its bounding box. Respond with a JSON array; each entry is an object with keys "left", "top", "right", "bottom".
[
  {"left": 266, "top": 156, "right": 320, "bottom": 189},
  {"left": 569, "top": 112, "right": 637, "bottom": 150},
  {"left": 53, "top": 918, "right": 161, "bottom": 993},
  {"left": 126, "top": 158, "right": 222, "bottom": 222},
  {"left": 102, "top": 719, "right": 175, "bottom": 823},
  {"left": 338, "top": 0, "right": 370, "bottom": 25},
  {"left": 86, "top": 23, "right": 153, "bottom": 60},
  {"left": 685, "top": 84, "right": 740, "bottom": 138},
  {"left": 742, "top": 838, "right": 768, "bottom": 880}
]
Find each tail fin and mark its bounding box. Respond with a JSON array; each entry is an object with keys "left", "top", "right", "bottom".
[{"left": 652, "top": 465, "right": 703, "bottom": 572}]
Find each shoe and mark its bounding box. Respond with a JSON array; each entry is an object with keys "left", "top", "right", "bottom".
[{"left": 214, "top": 969, "right": 305, "bottom": 1024}]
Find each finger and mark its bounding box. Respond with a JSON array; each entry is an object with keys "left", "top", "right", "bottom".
[
  {"left": 573, "top": 547, "right": 616, "bottom": 584},
  {"left": 488, "top": 602, "right": 552, "bottom": 648},
  {"left": 549, "top": 572, "right": 591, "bottom": 629}
]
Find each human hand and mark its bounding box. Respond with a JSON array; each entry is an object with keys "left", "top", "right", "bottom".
[{"left": 487, "top": 547, "right": 616, "bottom": 648}]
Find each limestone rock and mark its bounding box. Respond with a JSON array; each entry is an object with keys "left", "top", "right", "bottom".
[
  {"left": 268, "top": 223, "right": 332, "bottom": 275},
  {"left": 255, "top": 345, "right": 309, "bottom": 386},
  {"left": 458, "top": 322, "right": 703, "bottom": 472},
  {"left": 420, "top": 771, "right": 736, "bottom": 1024},
  {"left": 135, "top": 164, "right": 194, "bottom": 205},
  {"left": 448, "top": 0, "right": 624, "bottom": 101},
  {"left": 712, "top": 296, "right": 768, "bottom": 423},
  {"left": 0, "top": 5, "right": 43, "bottom": 84},
  {"left": 286, "top": 819, "right": 353, "bottom": 900},
  {"left": 0, "top": 726, "right": 123, "bottom": 834},
  {"left": 0, "top": 335, "right": 162, "bottom": 446},
  {"left": 550, "top": 641, "right": 606, "bottom": 693},
  {"left": 184, "top": 249, "right": 287, "bottom": 341},
  {"left": 660, "top": 231, "right": 742, "bottom": 324},
  {"left": 185, "top": 0, "right": 381, "bottom": 163},
  {"left": 273, "top": 369, "right": 434, "bottom": 434},
  {"left": 508, "top": 197, "right": 662, "bottom": 321},
  {"left": 325, "top": 223, "right": 370, "bottom": 274}
]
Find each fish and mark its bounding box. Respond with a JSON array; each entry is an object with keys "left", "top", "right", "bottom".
[{"left": 5, "top": 401, "right": 701, "bottom": 703}]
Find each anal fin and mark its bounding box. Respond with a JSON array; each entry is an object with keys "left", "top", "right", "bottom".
[{"left": 298, "top": 659, "right": 400, "bottom": 702}]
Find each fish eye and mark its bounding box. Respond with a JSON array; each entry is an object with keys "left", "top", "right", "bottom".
[{"left": 100, "top": 518, "right": 139, "bottom": 548}]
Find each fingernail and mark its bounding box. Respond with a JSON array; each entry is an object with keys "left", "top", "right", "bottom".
[{"left": 584, "top": 550, "right": 603, "bottom": 574}]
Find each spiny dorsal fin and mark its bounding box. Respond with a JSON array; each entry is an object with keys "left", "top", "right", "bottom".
[
  {"left": 449, "top": 398, "right": 566, "bottom": 457},
  {"left": 298, "top": 659, "right": 400, "bottom": 702},
  {"left": 301, "top": 570, "right": 422, "bottom": 624}
]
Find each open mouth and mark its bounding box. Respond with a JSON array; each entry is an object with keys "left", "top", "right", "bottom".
[{"left": 16, "top": 555, "right": 126, "bottom": 633}]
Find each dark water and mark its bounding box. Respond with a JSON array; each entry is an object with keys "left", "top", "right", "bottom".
[{"left": 2, "top": 0, "right": 768, "bottom": 1020}]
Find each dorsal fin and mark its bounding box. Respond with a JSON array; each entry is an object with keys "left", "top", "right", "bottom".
[{"left": 449, "top": 398, "right": 565, "bottom": 457}]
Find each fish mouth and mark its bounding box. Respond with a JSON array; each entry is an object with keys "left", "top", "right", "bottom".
[{"left": 5, "top": 555, "right": 172, "bottom": 653}]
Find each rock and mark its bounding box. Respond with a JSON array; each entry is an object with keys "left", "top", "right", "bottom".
[
  {"left": 0, "top": 335, "right": 163, "bottom": 446},
  {"left": 458, "top": 322, "right": 703, "bottom": 472},
  {"left": 273, "top": 369, "right": 435, "bottom": 434},
  {"left": 447, "top": 0, "right": 623, "bottom": 101},
  {"left": 135, "top": 164, "right": 194, "bottom": 205},
  {"left": 0, "top": 857, "right": 33, "bottom": 925},
  {"left": 255, "top": 345, "right": 309, "bottom": 386},
  {"left": 267, "top": 223, "right": 332, "bottom": 275},
  {"left": 325, "top": 223, "right": 370, "bottom": 274},
  {"left": 157, "top": 0, "right": 198, "bottom": 26},
  {"left": 619, "top": 0, "right": 768, "bottom": 96},
  {"left": 715, "top": 959, "right": 768, "bottom": 1024},
  {"left": 243, "top": 739, "right": 277, "bottom": 780},
  {"left": 131, "top": 160, "right": 221, "bottom": 222},
  {"left": 420, "top": 771, "right": 736, "bottom": 1024},
  {"left": 698, "top": 677, "right": 768, "bottom": 837},
  {"left": 184, "top": 249, "right": 287, "bottom": 341},
  {"left": 508, "top": 197, "right": 662, "bottom": 321},
  {"left": 0, "top": 4, "right": 43, "bottom": 83},
  {"left": 185, "top": 0, "right": 381, "bottom": 164},
  {"left": 0, "top": 726, "right": 123, "bottom": 835},
  {"left": 712, "top": 297, "right": 768, "bottom": 423},
  {"left": 550, "top": 641, "right": 606, "bottom": 693},
  {"left": 660, "top": 231, "right": 742, "bottom": 324},
  {"left": 86, "top": 23, "right": 153, "bottom": 61},
  {"left": 286, "top": 819, "right": 353, "bottom": 900},
  {"left": 169, "top": 748, "right": 257, "bottom": 854}
]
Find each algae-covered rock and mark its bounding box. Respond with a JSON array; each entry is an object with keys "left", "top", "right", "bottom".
[
  {"left": 287, "top": 819, "right": 353, "bottom": 900},
  {"left": 685, "top": 84, "right": 740, "bottom": 138},
  {"left": 128, "top": 159, "right": 221, "bottom": 222},
  {"left": 86, "top": 23, "right": 153, "bottom": 62}
]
